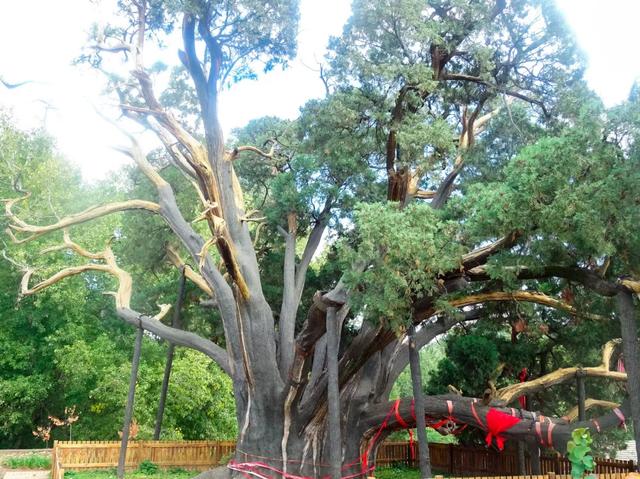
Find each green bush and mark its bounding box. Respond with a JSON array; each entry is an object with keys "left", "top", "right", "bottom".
[
  {"left": 138, "top": 460, "right": 160, "bottom": 475},
  {"left": 3, "top": 454, "right": 52, "bottom": 469}
]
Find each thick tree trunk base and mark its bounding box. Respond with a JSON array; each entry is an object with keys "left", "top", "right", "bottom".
[{"left": 226, "top": 429, "right": 367, "bottom": 479}]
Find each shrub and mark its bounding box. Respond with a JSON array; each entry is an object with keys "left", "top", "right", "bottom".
[
  {"left": 138, "top": 460, "right": 159, "bottom": 475},
  {"left": 3, "top": 455, "right": 52, "bottom": 469}
]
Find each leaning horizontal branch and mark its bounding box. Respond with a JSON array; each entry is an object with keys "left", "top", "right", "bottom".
[
  {"left": 5, "top": 196, "right": 160, "bottom": 242},
  {"left": 496, "top": 339, "right": 625, "bottom": 404},
  {"left": 563, "top": 399, "right": 620, "bottom": 422}
]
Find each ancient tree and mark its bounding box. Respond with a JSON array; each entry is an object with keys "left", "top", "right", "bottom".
[{"left": 4, "top": 1, "right": 640, "bottom": 477}]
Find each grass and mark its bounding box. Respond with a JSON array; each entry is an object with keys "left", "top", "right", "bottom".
[
  {"left": 2, "top": 454, "right": 52, "bottom": 469},
  {"left": 376, "top": 465, "right": 450, "bottom": 479},
  {"left": 63, "top": 468, "right": 197, "bottom": 479},
  {"left": 376, "top": 465, "right": 421, "bottom": 479}
]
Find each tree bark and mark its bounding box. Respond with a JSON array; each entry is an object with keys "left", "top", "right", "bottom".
[
  {"left": 408, "top": 324, "right": 432, "bottom": 479},
  {"left": 528, "top": 440, "right": 541, "bottom": 475},
  {"left": 118, "top": 326, "right": 143, "bottom": 479},
  {"left": 616, "top": 289, "right": 640, "bottom": 471},
  {"left": 154, "top": 268, "right": 187, "bottom": 439},
  {"left": 326, "top": 307, "right": 342, "bottom": 479}
]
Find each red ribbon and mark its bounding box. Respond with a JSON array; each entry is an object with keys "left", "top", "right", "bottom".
[
  {"left": 394, "top": 399, "right": 415, "bottom": 459},
  {"left": 518, "top": 368, "right": 528, "bottom": 409},
  {"left": 484, "top": 408, "right": 522, "bottom": 450},
  {"left": 613, "top": 408, "right": 627, "bottom": 431}
]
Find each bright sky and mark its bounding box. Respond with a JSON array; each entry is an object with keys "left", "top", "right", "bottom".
[{"left": 0, "top": 0, "right": 638, "bottom": 181}]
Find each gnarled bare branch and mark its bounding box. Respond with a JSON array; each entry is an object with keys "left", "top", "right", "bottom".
[
  {"left": 563, "top": 399, "right": 620, "bottom": 422},
  {"left": 415, "top": 290, "right": 607, "bottom": 322},
  {"left": 496, "top": 339, "right": 625, "bottom": 404},
  {"left": 5, "top": 194, "right": 160, "bottom": 243}
]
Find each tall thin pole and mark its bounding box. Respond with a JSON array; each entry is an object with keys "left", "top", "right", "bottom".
[
  {"left": 576, "top": 369, "right": 586, "bottom": 421},
  {"left": 408, "top": 324, "right": 432, "bottom": 479},
  {"left": 154, "top": 267, "right": 187, "bottom": 440},
  {"left": 326, "top": 306, "right": 342, "bottom": 479},
  {"left": 118, "top": 325, "right": 144, "bottom": 479}
]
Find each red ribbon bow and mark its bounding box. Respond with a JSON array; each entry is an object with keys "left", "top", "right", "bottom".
[{"left": 485, "top": 408, "right": 522, "bottom": 450}]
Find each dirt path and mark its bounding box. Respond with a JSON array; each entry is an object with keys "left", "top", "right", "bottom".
[{"left": 3, "top": 472, "right": 49, "bottom": 479}]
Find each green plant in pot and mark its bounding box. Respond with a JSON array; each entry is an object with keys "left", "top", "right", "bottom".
[{"left": 567, "top": 428, "right": 596, "bottom": 479}]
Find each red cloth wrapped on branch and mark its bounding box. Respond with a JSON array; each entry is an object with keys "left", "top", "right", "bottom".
[
  {"left": 484, "top": 408, "right": 522, "bottom": 450},
  {"left": 518, "top": 368, "right": 528, "bottom": 409}
]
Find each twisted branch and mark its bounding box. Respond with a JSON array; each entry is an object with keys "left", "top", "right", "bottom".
[{"left": 496, "top": 339, "right": 625, "bottom": 404}]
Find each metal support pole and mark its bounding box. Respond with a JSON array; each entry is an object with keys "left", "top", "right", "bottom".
[{"left": 117, "top": 326, "right": 143, "bottom": 479}]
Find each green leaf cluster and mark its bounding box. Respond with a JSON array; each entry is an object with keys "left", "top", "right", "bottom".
[
  {"left": 341, "top": 203, "right": 463, "bottom": 329},
  {"left": 567, "top": 428, "right": 596, "bottom": 479}
]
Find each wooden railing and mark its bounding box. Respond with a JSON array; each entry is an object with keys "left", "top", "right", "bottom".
[
  {"left": 376, "top": 442, "right": 636, "bottom": 476},
  {"left": 51, "top": 440, "right": 236, "bottom": 472},
  {"left": 51, "top": 440, "right": 636, "bottom": 476}
]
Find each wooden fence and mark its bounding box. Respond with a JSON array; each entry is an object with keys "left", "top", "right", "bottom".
[
  {"left": 436, "top": 475, "right": 631, "bottom": 479},
  {"left": 51, "top": 444, "right": 64, "bottom": 479},
  {"left": 51, "top": 440, "right": 236, "bottom": 472},
  {"left": 51, "top": 440, "right": 636, "bottom": 476},
  {"left": 376, "top": 442, "right": 636, "bottom": 476}
]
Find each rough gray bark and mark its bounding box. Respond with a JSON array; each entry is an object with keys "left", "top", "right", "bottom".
[
  {"left": 278, "top": 220, "right": 297, "bottom": 379},
  {"left": 154, "top": 267, "right": 186, "bottom": 440},
  {"left": 118, "top": 326, "right": 143, "bottom": 479},
  {"left": 408, "top": 324, "right": 432, "bottom": 479},
  {"left": 616, "top": 289, "right": 640, "bottom": 471},
  {"left": 326, "top": 307, "right": 342, "bottom": 479}
]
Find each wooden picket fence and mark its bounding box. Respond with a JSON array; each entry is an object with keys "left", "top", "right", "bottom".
[
  {"left": 51, "top": 440, "right": 636, "bottom": 476},
  {"left": 436, "top": 475, "right": 631, "bottom": 479},
  {"left": 51, "top": 444, "right": 64, "bottom": 479},
  {"left": 376, "top": 442, "right": 636, "bottom": 476},
  {"left": 51, "top": 440, "right": 236, "bottom": 472}
]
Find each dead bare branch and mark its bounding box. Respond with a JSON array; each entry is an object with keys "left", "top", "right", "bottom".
[{"left": 496, "top": 339, "right": 625, "bottom": 404}]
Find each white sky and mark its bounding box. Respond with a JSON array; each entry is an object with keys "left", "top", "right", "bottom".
[{"left": 0, "top": 0, "right": 638, "bottom": 181}]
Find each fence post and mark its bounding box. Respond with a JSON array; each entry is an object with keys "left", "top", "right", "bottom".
[{"left": 51, "top": 441, "right": 57, "bottom": 479}]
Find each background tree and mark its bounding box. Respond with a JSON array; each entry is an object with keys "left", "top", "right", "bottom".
[{"left": 0, "top": 113, "right": 236, "bottom": 446}]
